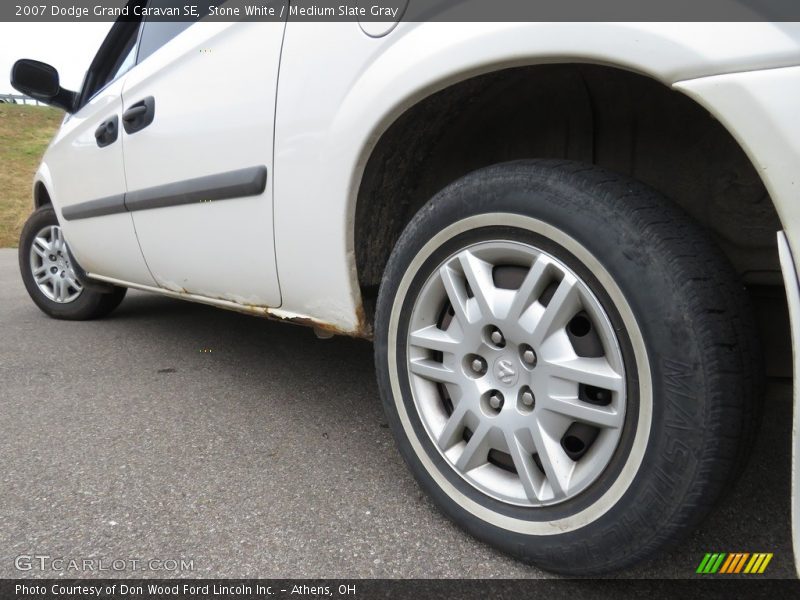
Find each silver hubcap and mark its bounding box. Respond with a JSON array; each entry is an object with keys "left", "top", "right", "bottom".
[
  {"left": 29, "top": 225, "right": 83, "bottom": 303},
  {"left": 406, "top": 241, "right": 626, "bottom": 507}
]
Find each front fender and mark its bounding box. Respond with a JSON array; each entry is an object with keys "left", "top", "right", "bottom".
[{"left": 274, "top": 21, "right": 800, "bottom": 332}]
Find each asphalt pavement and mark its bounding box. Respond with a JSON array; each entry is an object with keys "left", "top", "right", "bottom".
[{"left": 0, "top": 248, "right": 795, "bottom": 579}]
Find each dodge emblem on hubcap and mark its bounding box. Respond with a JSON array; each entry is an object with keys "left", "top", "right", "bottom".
[{"left": 494, "top": 358, "right": 518, "bottom": 386}]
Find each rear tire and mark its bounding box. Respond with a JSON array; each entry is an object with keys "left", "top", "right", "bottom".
[
  {"left": 374, "top": 160, "right": 761, "bottom": 574},
  {"left": 19, "top": 206, "right": 127, "bottom": 320}
]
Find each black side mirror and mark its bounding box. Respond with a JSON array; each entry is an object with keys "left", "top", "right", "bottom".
[{"left": 11, "top": 59, "right": 78, "bottom": 113}]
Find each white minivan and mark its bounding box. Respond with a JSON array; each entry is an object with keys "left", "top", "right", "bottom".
[{"left": 11, "top": 1, "right": 800, "bottom": 575}]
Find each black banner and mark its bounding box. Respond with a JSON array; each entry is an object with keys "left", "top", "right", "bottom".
[
  {"left": 2, "top": 579, "right": 800, "bottom": 600},
  {"left": 5, "top": 0, "right": 800, "bottom": 23}
]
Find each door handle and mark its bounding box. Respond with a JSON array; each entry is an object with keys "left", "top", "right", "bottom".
[
  {"left": 94, "top": 115, "right": 118, "bottom": 148},
  {"left": 122, "top": 105, "right": 147, "bottom": 121},
  {"left": 122, "top": 96, "right": 155, "bottom": 134}
]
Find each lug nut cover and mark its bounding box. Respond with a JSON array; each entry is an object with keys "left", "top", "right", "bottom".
[
  {"left": 523, "top": 348, "right": 537, "bottom": 365},
  {"left": 521, "top": 391, "right": 535, "bottom": 406}
]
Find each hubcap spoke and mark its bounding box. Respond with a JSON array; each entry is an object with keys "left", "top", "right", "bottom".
[
  {"left": 66, "top": 274, "right": 83, "bottom": 292},
  {"left": 33, "top": 237, "right": 50, "bottom": 258},
  {"left": 409, "top": 325, "right": 461, "bottom": 354},
  {"left": 456, "top": 250, "right": 496, "bottom": 320},
  {"left": 529, "top": 275, "right": 580, "bottom": 345},
  {"left": 51, "top": 226, "right": 62, "bottom": 248},
  {"left": 409, "top": 358, "right": 459, "bottom": 385},
  {"left": 545, "top": 356, "right": 624, "bottom": 392},
  {"left": 542, "top": 396, "right": 623, "bottom": 429},
  {"left": 455, "top": 422, "right": 491, "bottom": 472},
  {"left": 505, "top": 430, "right": 543, "bottom": 502},
  {"left": 507, "top": 257, "right": 550, "bottom": 320},
  {"left": 59, "top": 278, "right": 69, "bottom": 301},
  {"left": 530, "top": 416, "right": 571, "bottom": 499},
  {"left": 439, "top": 263, "right": 472, "bottom": 325},
  {"left": 438, "top": 402, "right": 470, "bottom": 450},
  {"left": 53, "top": 277, "right": 64, "bottom": 301}
]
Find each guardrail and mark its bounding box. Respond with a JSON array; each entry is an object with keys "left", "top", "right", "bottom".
[{"left": 0, "top": 93, "right": 41, "bottom": 105}]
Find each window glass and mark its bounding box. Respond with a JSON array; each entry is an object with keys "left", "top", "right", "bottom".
[
  {"left": 108, "top": 35, "right": 136, "bottom": 83},
  {"left": 81, "top": 21, "right": 142, "bottom": 101},
  {"left": 137, "top": 0, "right": 195, "bottom": 63}
]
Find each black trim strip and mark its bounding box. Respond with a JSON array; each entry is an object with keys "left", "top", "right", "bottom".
[
  {"left": 61, "top": 194, "right": 126, "bottom": 221},
  {"left": 125, "top": 166, "right": 267, "bottom": 212},
  {"left": 60, "top": 166, "right": 268, "bottom": 221}
]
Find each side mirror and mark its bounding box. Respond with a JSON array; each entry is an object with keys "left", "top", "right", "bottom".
[{"left": 11, "top": 59, "right": 77, "bottom": 113}]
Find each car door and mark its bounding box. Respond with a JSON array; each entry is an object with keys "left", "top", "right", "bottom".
[
  {"left": 50, "top": 18, "right": 155, "bottom": 287},
  {"left": 120, "top": 8, "right": 285, "bottom": 307}
]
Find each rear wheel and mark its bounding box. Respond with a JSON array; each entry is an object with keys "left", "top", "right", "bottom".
[
  {"left": 19, "top": 206, "right": 126, "bottom": 320},
  {"left": 374, "top": 160, "right": 761, "bottom": 574}
]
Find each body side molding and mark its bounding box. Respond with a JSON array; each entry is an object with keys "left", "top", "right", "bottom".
[
  {"left": 125, "top": 165, "right": 267, "bottom": 212},
  {"left": 61, "top": 194, "right": 126, "bottom": 221},
  {"left": 60, "top": 165, "right": 268, "bottom": 221}
]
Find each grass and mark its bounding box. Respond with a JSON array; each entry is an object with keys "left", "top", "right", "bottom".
[{"left": 0, "top": 104, "right": 63, "bottom": 247}]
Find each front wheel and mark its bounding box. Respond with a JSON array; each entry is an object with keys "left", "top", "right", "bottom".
[
  {"left": 374, "top": 160, "right": 760, "bottom": 574},
  {"left": 19, "top": 205, "right": 127, "bottom": 320}
]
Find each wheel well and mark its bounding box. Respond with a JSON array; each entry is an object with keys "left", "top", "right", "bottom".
[
  {"left": 34, "top": 182, "right": 51, "bottom": 209},
  {"left": 355, "top": 64, "right": 782, "bottom": 324}
]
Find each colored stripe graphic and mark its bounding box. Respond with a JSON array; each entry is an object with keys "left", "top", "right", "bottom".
[
  {"left": 745, "top": 554, "right": 761, "bottom": 574},
  {"left": 722, "top": 553, "right": 743, "bottom": 574},
  {"left": 758, "top": 554, "right": 773, "bottom": 573},
  {"left": 719, "top": 553, "right": 736, "bottom": 574},
  {"left": 696, "top": 553, "right": 712, "bottom": 574},
  {"left": 697, "top": 552, "right": 772, "bottom": 574},
  {"left": 697, "top": 553, "right": 726, "bottom": 574},
  {"left": 710, "top": 553, "right": 726, "bottom": 573},
  {"left": 734, "top": 553, "right": 750, "bottom": 573}
]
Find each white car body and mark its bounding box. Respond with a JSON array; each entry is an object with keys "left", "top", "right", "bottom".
[{"left": 26, "top": 16, "right": 800, "bottom": 574}]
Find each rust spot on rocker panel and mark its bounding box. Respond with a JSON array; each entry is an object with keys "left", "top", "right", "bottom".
[
  {"left": 157, "top": 279, "right": 372, "bottom": 339},
  {"left": 219, "top": 301, "right": 372, "bottom": 340},
  {"left": 263, "top": 309, "right": 372, "bottom": 340}
]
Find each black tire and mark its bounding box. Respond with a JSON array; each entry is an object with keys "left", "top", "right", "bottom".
[
  {"left": 374, "top": 160, "right": 761, "bottom": 575},
  {"left": 19, "top": 205, "right": 127, "bottom": 320}
]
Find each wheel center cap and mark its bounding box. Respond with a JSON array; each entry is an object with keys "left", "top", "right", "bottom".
[{"left": 493, "top": 357, "right": 518, "bottom": 387}]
